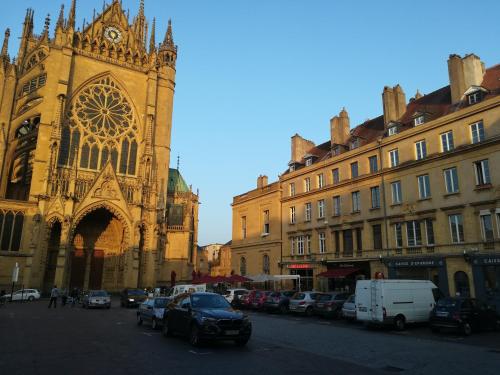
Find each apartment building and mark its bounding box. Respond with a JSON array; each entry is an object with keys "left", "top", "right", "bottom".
[{"left": 232, "top": 54, "right": 500, "bottom": 305}]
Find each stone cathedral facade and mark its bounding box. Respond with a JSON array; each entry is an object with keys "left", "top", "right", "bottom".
[{"left": 0, "top": 0, "right": 199, "bottom": 292}]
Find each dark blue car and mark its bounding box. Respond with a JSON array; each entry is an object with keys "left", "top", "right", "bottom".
[{"left": 162, "top": 292, "right": 252, "bottom": 346}]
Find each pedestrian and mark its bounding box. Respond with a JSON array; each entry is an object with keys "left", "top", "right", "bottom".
[
  {"left": 61, "top": 289, "right": 68, "bottom": 307},
  {"left": 70, "top": 288, "right": 79, "bottom": 307},
  {"left": 48, "top": 285, "right": 59, "bottom": 308}
]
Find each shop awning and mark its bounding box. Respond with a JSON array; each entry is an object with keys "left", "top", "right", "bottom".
[{"left": 317, "top": 268, "right": 360, "bottom": 278}]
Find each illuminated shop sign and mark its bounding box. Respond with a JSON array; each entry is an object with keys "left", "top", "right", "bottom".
[{"left": 288, "top": 264, "right": 313, "bottom": 269}]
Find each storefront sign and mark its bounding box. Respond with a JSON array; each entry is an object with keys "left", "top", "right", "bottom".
[
  {"left": 472, "top": 256, "right": 500, "bottom": 266},
  {"left": 288, "top": 264, "right": 313, "bottom": 269},
  {"left": 387, "top": 258, "right": 444, "bottom": 268}
]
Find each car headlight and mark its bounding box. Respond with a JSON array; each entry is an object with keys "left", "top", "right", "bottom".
[{"left": 128, "top": 298, "right": 135, "bottom": 302}]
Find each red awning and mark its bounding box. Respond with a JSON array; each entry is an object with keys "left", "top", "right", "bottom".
[{"left": 317, "top": 267, "right": 360, "bottom": 278}]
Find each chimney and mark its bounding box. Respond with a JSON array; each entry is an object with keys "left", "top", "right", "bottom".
[
  {"left": 330, "top": 108, "right": 350, "bottom": 146},
  {"left": 448, "top": 53, "right": 485, "bottom": 104},
  {"left": 291, "top": 134, "right": 315, "bottom": 163},
  {"left": 382, "top": 85, "right": 406, "bottom": 126},
  {"left": 257, "top": 175, "right": 268, "bottom": 189}
]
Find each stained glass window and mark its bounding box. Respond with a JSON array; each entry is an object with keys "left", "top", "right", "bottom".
[
  {"left": 128, "top": 140, "right": 137, "bottom": 175},
  {"left": 80, "top": 143, "right": 90, "bottom": 168},
  {"left": 100, "top": 147, "right": 109, "bottom": 168},
  {"left": 90, "top": 144, "right": 99, "bottom": 170},
  {"left": 119, "top": 139, "right": 129, "bottom": 174}
]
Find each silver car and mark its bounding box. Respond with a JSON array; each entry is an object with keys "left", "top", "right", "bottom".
[
  {"left": 82, "top": 290, "right": 111, "bottom": 309},
  {"left": 341, "top": 294, "right": 356, "bottom": 320},
  {"left": 288, "top": 291, "right": 321, "bottom": 316},
  {"left": 137, "top": 297, "right": 171, "bottom": 330}
]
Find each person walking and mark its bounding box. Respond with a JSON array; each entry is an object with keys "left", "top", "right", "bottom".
[
  {"left": 70, "top": 288, "right": 79, "bottom": 307},
  {"left": 48, "top": 285, "right": 59, "bottom": 308}
]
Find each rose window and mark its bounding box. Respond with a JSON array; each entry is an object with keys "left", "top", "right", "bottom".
[
  {"left": 58, "top": 76, "right": 139, "bottom": 176},
  {"left": 73, "top": 80, "right": 134, "bottom": 140}
]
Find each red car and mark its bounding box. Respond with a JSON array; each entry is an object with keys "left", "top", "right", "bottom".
[
  {"left": 240, "top": 290, "right": 259, "bottom": 309},
  {"left": 251, "top": 291, "right": 272, "bottom": 310}
]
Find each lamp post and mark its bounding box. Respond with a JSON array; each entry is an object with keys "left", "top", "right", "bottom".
[{"left": 10, "top": 262, "right": 19, "bottom": 302}]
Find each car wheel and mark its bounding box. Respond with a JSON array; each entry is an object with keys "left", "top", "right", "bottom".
[
  {"left": 189, "top": 325, "right": 201, "bottom": 347},
  {"left": 279, "top": 304, "right": 288, "bottom": 314},
  {"left": 28, "top": 296, "right": 35, "bottom": 302},
  {"left": 394, "top": 315, "right": 405, "bottom": 331},
  {"left": 235, "top": 336, "right": 250, "bottom": 346},
  {"left": 305, "top": 306, "right": 313, "bottom": 317},
  {"left": 462, "top": 322, "right": 472, "bottom": 336},
  {"left": 136, "top": 314, "right": 143, "bottom": 326},
  {"left": 151, "top": 318, "right": 158, "bottom": 330}
]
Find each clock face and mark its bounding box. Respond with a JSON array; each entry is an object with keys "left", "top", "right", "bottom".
[{"left": 104, "top": 26, "right": 122, "bottom": 44}]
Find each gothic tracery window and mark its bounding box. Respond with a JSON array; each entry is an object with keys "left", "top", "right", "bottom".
[
  {"left": 6, "top": 117, "right": 39, "bottom": 201},
  {"left": 0, "top": 211, "right": 24, "bottom": 251},
  {"left": 58, "top": 76, "right": 139, "bottom": 175}
]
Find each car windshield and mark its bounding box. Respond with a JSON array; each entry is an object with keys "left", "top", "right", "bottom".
[
  {"left": 154, "top": 298, "right": 169, "bottom": 308},
  {"left": 91, "top": 291, "right": 107, "bottom": 297},
  {"left": 128, "top": 289, "right": 146, "bottom": 295},
  {"left": 191, "top": 294, "right": 231, "bottom": 309},
  {"left": 318, "top": 294, "right": 333, "bottom": 301},
  {"left": 347, "top": 295, "right": 355, "bottom": 303},
  {"left": 293, "top": 293, "right": 305, "bottom": 300},
  {"left": 436, "top": 298, "right": 458, "bottom": 308}
]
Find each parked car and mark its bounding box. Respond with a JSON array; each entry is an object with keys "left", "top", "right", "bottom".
[
  {"left": 263, "top": 291, "right": 296, "bottom": 314},
  {"left": 356, "top": 279, "right": 439, "bottom": 330},
  {"left": 289, "top": 291, "right": 321, "bottom": 316},
  {"left": 430, "top": 297, "right": 499, "bottom": 335},
  {"left": 2, "top": 289, "right": 41, "bottom": 302},
  {"left": 341, "top": 294, "right": 356, "bottom": 320},
  {"left": 240, "top": 290, "right": 260, "bottom": 309},
  {"left": 313, "top": 292, "right": 350, "bottom": 319},
  {"left": 251, "top": 291, "right": 272, "bottom": 310},
  {"left": 137, "top": 297, "right": 171, "bottom": 329},
  {"left": 82, "top": 290, "right": 111, "bottom": 309},
  {"left": 223, "top": 288, "right": 249, "bottom": 304},
  {"left": 121, "top": 288, "right": 148, "bottom": 307},
  {"left": 162, "top": 292, "right": 252, "bottom": 347}
]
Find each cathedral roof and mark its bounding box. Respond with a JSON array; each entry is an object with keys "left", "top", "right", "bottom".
[{"left": 168, "top": 168, "right": 189, "bottom": 193}]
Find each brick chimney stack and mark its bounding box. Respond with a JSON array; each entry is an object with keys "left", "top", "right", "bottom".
[
  {"left": 330, "top": 108, "right": 350, "bottom": 146},
  {"left": 257, "top": 175, "right": 268, "bottom": 189},
  {"left": 382, "top": 85, "right": 406, "bottom": 126},
  {"left": 291, "top": 134, "right": 315, "bottom": 163}
]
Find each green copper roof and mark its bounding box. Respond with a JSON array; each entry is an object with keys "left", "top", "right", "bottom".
[{"left": 168, "top": 168, "right": 189, "bottom": 193}]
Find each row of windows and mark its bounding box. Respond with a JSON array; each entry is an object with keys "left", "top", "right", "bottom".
[
  {"left": 288, "top": 212, "right": 500, "bottom": 255},
  {"left": 58, "top": 127, "right": 138, "bottom": 175},
  {"left": 288, "top": 121, "right": 485, "bottom": 196},
  {"left": 0, "top": 212, "right": 24, "bottom": 252},
  {"left": 240, "top": 210, "right": 271, "bottom": 239},
  {"left": 20, "top": 74, "right": 47, "bottom": 97},
  {"left": 289, "top": 158, "right": 491, "bottom": 223},
  {"left": 239, "top": 254, "right": 270, "bottom": 276}
]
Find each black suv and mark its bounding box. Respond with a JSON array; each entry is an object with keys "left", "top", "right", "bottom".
[
  {"left": 162, "top": 292, "right": 252, "bottom": 346},
  {"left": 120, "top": 288, "right": 148, "bottom": 308},
  {"left": 430, "top": 297, "right": 499, "bottom": 335}
]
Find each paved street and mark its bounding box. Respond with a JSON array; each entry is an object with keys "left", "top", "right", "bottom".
[{"left": 1, "top": 299, "right": 499, "bottom": 375}]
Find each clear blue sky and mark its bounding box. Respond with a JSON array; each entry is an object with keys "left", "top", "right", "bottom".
[{"left": 2, "top": 1, "right": 499, "bottom": 245}]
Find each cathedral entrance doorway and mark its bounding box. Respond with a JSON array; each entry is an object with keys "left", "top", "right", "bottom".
[
  {"left": 42, "top": 221, "right": 61, "bottom": 293},
  {"left": 69, "top": 208, "right": 125, "bottom": 291}
]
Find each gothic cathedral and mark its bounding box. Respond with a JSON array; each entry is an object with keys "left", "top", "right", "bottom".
[{"left": 0, "top": 0, "right": 199, "bottom": 292}]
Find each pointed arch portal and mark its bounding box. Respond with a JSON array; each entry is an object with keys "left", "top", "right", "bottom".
[{"left": 69, "top": 208, "right": 126, "bottom": 291}]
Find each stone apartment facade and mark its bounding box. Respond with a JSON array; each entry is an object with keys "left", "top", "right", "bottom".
[
  {"left": 0, "top": 1, "right": 198, "bottom": 292},
  {"left": 232, "top": 54, "right": 500, "bottom": 308}
]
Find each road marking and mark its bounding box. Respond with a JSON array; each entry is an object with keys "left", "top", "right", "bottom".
[
  {"left": 142, "top": 332, "right": 153, "bottom": 337},
  {"left": 189, "top": 350, "right": 211, "bottom": 355},
  {"left": 116, "top": 322, "right": 124, "bottom": 325}
]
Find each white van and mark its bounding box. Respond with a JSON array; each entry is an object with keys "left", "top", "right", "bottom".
[
  {"left": 355, "top": 279, "right": 439, "bottom": 330},
  {"left": 167, "top": 284, "right": 206, "bottom": 298}
]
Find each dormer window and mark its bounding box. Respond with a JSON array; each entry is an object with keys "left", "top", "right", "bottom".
[
  {"left": 414, "top": 115, "right": 425, "bottom": 126},
  {"left": 468, "top": 91, "right": 482, "bottom": 105},
  {"left": 332, "top": 146, "right": 340, "bottom": 156},
  {"left": 289, "top": 164, "right": 295, "bottom": 172},
  {"left": 350, "top": 138, "right": 359, "bottom": 150},
  {"left": 305, "top": 158, "right": 313, "bottom": 166},
  {"left": 388, "top": 125, "right": 398, "bottom": 136}
]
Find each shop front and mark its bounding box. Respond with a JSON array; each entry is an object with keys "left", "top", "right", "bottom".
[
  {"left": 470, "top": 254, "right": 500, "bottom": 312},
  {"left": 317, "top": 261, "right": 370, "bottom": 293},
  {"left": 287, "top": 263, "right": 316, "bottom": 291},
  {"left": 385, "top": 257, "right": 449, "bottom": 296}
]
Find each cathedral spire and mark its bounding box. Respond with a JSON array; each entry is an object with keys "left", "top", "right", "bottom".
[
  {"left": 162, "top": 19, "right": 174, "bottom": 48},
  {"left": 133, "top": 0, "right": 146, "bottom": 49},
  {"left": 67, "top": 0, "right": 76, "bottom": 29},
  {"left": 56, "top": 4, "right": 65, "bottom": 29},
  {"left": 149, "top": 17, "right": 156, "bottom": 53},
  {"left": 1, "top": 29, "right": 10, "bottom": 60},
  {"left": 43, "top": 14, "right": 50, "bottom": 37}
]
